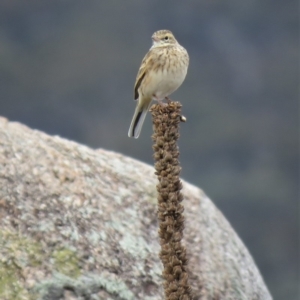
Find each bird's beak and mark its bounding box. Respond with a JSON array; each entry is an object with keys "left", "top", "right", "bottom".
[{"left": 152, "top": 36, "right": 159, "bottom": 42}]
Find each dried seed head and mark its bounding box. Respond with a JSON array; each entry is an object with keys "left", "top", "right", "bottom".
[{"left": 151, "top": 102, "right": 193, "bottom": 299}]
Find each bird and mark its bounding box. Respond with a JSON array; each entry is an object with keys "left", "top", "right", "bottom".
[{"left": 128, "top": 29, "right": 189, "bottom": 138}]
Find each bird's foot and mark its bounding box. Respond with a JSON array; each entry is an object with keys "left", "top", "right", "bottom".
[
  {"left": 154, "top": 96, "right": 167, "bottom": 106},
  {"left": 165, "top": 96, "right": 172, "bottom": 104}
]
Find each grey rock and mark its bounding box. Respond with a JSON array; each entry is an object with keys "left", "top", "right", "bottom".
[{"left": 0, "top": 117, "right": 272, "bottom": 300}]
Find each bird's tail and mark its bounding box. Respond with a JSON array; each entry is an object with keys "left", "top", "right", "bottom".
[{"left": 128, "top": 99, "right": 152, "bottom": 138}]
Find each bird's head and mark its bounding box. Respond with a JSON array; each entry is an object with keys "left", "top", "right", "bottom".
[{"left": 151, "top": 30, "right": 178, "bottom": 47}]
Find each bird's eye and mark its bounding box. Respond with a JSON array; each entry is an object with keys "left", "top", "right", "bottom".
[{"left": 164, "top": 36, "right": 169, "bottom": 41}]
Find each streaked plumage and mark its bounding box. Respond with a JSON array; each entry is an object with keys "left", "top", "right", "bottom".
[{"left": 128, "top": 30, "right": 189, "bottom": 138}]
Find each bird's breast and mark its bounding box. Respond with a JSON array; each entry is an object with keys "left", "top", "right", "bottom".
[{"left": 143, "top": 54, "right": 188, "bottom": 100}]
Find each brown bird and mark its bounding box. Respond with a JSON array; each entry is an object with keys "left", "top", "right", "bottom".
[{"left": 128, "top": 30, "right": 189, "bottom": 138}]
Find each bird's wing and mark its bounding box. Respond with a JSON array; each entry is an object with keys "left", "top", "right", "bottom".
[{"left": 134, "top": 49, "right": 154, "bottom": 100}]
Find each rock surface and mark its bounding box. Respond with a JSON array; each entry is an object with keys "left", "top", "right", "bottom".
[{"left": 0, "top": 117, "right": 272, "bottom": 300}]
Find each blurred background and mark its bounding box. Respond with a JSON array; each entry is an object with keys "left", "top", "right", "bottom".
[{"left": 0, "top": 1, "right": 298, "bottom": 299}]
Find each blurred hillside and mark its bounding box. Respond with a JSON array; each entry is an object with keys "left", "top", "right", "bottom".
[{"left": 0, "top": 1, "right": 298, "bottom": 299}]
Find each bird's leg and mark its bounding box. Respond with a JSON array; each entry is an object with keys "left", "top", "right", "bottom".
[{"left": 154, "top": 96, "right": 166, "bottom": 106}]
